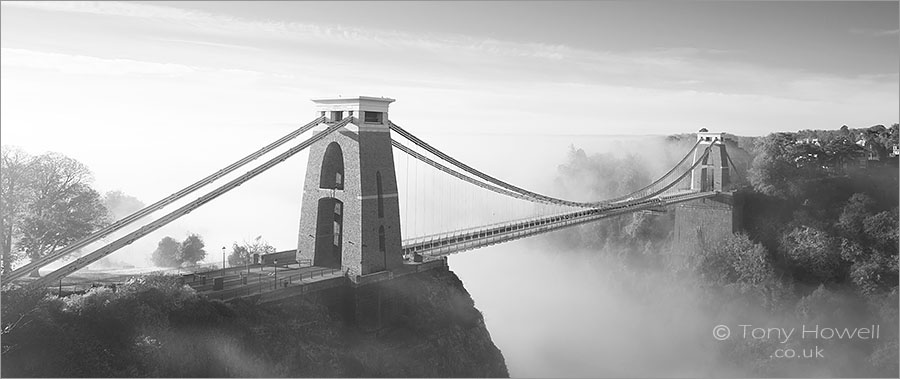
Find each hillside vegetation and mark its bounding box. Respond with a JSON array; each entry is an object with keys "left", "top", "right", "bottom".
[{"left": 1, "top": 270, "right": 507, "bottom": 377}]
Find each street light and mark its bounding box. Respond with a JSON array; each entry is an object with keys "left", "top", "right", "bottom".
[
  {"left": 274, "top": 259, "right": 278, "bottom": 290},
  {"left": 222, "top": 246, "right": 226, "bottom": 270}
]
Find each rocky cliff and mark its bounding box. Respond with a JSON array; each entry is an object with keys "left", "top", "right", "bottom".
[{"left": 0, "top": 268, "right": 508, "bottom": 377}]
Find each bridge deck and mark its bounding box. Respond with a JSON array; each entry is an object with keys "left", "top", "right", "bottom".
[{"left": 401, "top": 190, "right": 718, "bottom": 258}]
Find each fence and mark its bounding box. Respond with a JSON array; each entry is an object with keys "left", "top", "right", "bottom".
[{"left": 202, "top": 266, "right": 345, "bottom": 301}]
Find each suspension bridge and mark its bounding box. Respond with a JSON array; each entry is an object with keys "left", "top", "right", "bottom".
[{"left": 2, "top": 96, "right": 741, "bottom": 305}]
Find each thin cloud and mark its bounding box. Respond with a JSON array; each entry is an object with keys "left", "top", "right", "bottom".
[
  {"left": 850, "top": 27, "right": 900, "bottom": 37},
  {"left": 151, "top": 38, "right": 263, "bottom": 52},
  {"left": 0, "top": 48, "right": 268, "bottom": 81},
  {"left": 1, "top": 48, "right": 197, "bottom": 77}
]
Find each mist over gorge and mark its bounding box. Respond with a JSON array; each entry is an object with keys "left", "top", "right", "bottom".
[{"left": 452, "top": 131, "right": 897, "bottom": 378}]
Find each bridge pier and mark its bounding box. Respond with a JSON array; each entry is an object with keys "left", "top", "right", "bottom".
[
  {"left": 250, "top": 257, "right": 449, "bottom": 332},
  {"left": 672, "top": 191, "right": 744, "bottom": 253}
]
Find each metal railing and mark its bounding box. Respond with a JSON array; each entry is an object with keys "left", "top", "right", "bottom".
[{"left": 198, "top": 265, "right": 344, "bottom": 301}]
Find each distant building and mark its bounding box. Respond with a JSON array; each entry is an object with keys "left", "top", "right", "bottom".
[{"left": 796, "top": 137, "right": 821, "bottom": 146}]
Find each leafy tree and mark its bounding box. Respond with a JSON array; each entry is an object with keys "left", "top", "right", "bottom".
[
  {"left": 0, "top": 146, "right": 37, "bottom": 274},
  {"left": 837, "top": 193, "right": 877, "bottom": 239},
  {"left": 151, "top": 234, "right": 207, "bottom": 268},
  {"left": 849, "top": 253, "right": 898, "bottom": 296},
  {"left": 698, "top": 233, "right": 773, "bottom": 289},
  {"left": 862, "top": 210, "right": 899, "bottom": 254},
  {"left": 228, "top": 244, "right": 250, "bottom": 267},
  {"left": 748, "top": 133, "right": 803, "bottom": 198},
  {"left": 780, "top": 226, "right": 844, "bottom": 283},
  {"left": 13, "top": 153, "right": 110, "bottom": 277},
  {"left": 227, "top": 236, "right": 275, "bottom": 266},
  {"left": 101, "top": 190, "right": 145, "bottom": 221},
  {"left": 179, "top": 234, "right": 206, "bottom": 266},
  {"left": 841, "top": 209, "right": 900, "bottom": 296},
  {"left": 151, "top": 237, "right": 181, "bottom": 268}
]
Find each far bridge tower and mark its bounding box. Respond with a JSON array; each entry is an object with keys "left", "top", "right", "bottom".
[
  {"left": 691, "top": 131, "right": 731, "bottom": 192},
  {"left": 675, "top": 131, "right": 743, "bottom": 253}
]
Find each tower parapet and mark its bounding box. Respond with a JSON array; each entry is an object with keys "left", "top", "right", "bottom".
[{"left": 312, "top": 96, "right": 393, "bottom": 125}]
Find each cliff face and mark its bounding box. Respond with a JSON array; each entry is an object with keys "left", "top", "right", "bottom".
[
  {"left": 238, "top": 267, "right": 508, "bottom": 378},
  {"left": 0, "top": 268, "right": 508, "bottom": 378}
]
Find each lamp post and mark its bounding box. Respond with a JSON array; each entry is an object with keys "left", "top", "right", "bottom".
[
  {"left": 222, "top": 246, "right": 226, "bottom": 271},
  {"left": 274, "top": 259, "right": 278, "bottom": 290}
]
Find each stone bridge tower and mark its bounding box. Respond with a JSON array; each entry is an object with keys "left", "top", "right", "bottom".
[
  {"left": 691, "top": 131, "right": 731, "bottom": 192},
  {"left": 297, "top": 96, "right": 403, "bottom": 280},
  {"left": 675, "top": 131, "right": 743, "bottom": 254}
]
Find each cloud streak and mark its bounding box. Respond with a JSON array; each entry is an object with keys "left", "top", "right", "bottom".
[{"left": 850, "top": 27, "right": 900, "bottom": 37}]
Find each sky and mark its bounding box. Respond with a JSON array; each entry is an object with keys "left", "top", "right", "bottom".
[{"left": 1, "top": 1, "right": 898, "bottom": 263}]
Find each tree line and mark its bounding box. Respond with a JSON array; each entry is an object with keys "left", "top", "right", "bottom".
[{"left": 149, "top": 234, "right": 276, "bottom": 268}]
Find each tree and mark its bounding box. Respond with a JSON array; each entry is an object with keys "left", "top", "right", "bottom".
[
  {"left": 179, "top": 234, "right": 206, "bottom": 266},
  {"left": 13, "top": 153, "right": 110, "bottom": 277},
  {"left": 837, "top": 193, "right": 877, "bottom": 239},
  {"left": 863, "top": 210, "right": 899, "bottom": 255},
  {"left": 822, "top": 137, "right": 865, "bottom": 172},
  {"left": 748, "top": 133, "right": 803, "bottom": 198},
  {"left": 150, "top": 234, "right": 207, "bottom": 268},
  {"left": 227, "top": 244, "right": 250, "bottom": 267},
  {"left": 862, "top": 124, "right": 893, "bottom": 161},
  {"left": 102, "top": 191, "right": 144, "bottom": 222},
  {"left": 748, "top": 132, "right": 867, "bottom": 198},
  {"left": 95, "top": 191, "right": 145, "bottom": 268},
  {"left": 780, "top": 226, "right": 844, "bottom": 283},
  {"left": 849, "top": 253, "right": 898, "bottom": 296},
  {"left": 696, "top": 233, "right": 791, "bottom": 310},
  {"left": 0, "top": 146, "right": 38, "bottom": 274},
  {"left": 227, "top": 236, "right": 275, "bottom": 266},
  {"left": 699, "top": 233, "right": 773, "bottom": 289},
  {"left": 151, "top": 237, "right": 181, "bottom": 268}
]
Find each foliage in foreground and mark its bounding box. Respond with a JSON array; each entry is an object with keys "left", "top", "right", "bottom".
[{"left": 1, "top": 270, "right": 507, "bottom": 378}]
